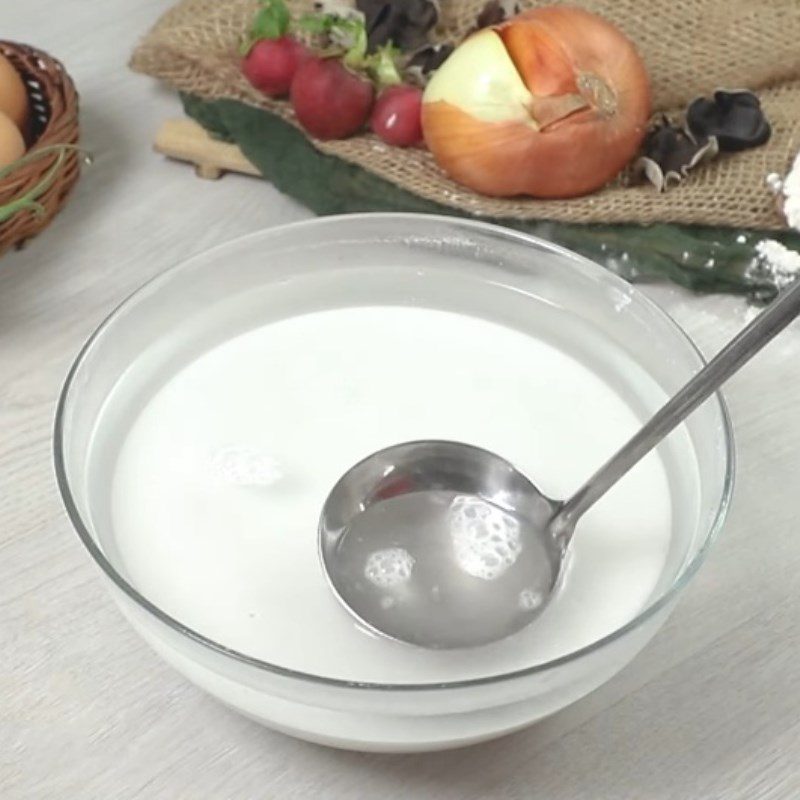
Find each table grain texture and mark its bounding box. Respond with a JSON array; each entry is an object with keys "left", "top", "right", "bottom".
[{"left": 2, "top": 2, "right": 800, "bottom": 798}]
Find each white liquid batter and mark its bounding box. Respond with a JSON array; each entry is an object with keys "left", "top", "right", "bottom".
[{"left": 107, "top": 305, "right": 680, "bottom": 683}]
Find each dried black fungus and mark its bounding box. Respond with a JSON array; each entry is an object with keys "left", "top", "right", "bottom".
[
  {"left": 406, "top": 42, "right": 454, "bottom": 81},
  {"left": 356, "top": 0, "right": 440, "bottom": 53},
  {"left": 687, "top": 90, "right": 771, "bottom": 153},
  {"left": 636, "top": 117, "right": 719, "bottom": 192},
  {"left": 472, "top": 0, "right": 521, "bottom": 32},
  {"left": 312, "top": 1, "right": 363, "bottom": 21}
]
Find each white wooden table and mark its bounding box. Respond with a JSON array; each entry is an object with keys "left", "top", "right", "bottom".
[{"left": 2, "top": 2, "right": 799, "bottom": 797}]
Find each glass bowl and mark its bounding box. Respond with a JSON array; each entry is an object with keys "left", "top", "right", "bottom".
[{"left": 54, "top": 214, "right": 734, "bottom": 752}]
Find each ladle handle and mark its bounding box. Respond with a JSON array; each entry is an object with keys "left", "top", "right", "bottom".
[{"left": 555, "top": 277, "right": 800, "bottom": 537}]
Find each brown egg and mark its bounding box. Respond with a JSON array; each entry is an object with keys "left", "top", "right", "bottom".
[
  {"left": 0, "top": 53, "right": 28, "bottom": 131},
  {"left": 0, "top": 110, "right": 25, "bottom": 168}
]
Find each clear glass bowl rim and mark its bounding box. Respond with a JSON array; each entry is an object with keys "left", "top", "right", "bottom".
[{"left": 53, "top": 213, "right": 735, "bottom": 693}]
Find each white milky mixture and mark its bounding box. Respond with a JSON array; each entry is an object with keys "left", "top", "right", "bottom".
[
  {"left": 210, "top": 445, "right": 283, "bottom": 486},
  {"left": 108, "top": 306, "right": 680, "bottom": 683}
]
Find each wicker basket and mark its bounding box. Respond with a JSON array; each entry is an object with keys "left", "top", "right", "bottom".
[{"left": 0, "top": 41, "right": 80, "bottom": 257}]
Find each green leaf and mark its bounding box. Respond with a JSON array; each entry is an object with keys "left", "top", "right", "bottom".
[
  {"left": 366, "top": 43, "right": 402, "bottom": 88},
  {"left": 298, "top": 12, "right": 370, "bottom": 68},
  {"left": 180, "top": 93, "right": 800, "bottom": 300},
  {"left": 340, "top": 20, "right": 369, "bottom": 68},
  {"left": 297, "top": 13, "right": 334, "bottom": 34},
  {"left": 243, "top": 0, "right": 290, "bottom": 52}
]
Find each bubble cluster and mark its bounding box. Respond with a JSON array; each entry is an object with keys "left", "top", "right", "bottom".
[
  {"left": 449, "top": 495, "right": 522, "bottom": 581},
  {"left": 211, "top": 445, "right": 283, "bottom": 486},
  {"left": 364, "top": 548, "right": 415, "bottom": 588},
  {"left": 518, "top": 588, "right": 544, "bottom": 612}
]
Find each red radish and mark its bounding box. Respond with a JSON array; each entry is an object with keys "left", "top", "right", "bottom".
[
  {"left": 290, "top": 57, "right": 374, "bottom": 140},
  {"left": 242, "top": 36, "right": 309, "bottom": 98},
  {"left": 371, "top": 85, "right": 423, "bottom": 147}
]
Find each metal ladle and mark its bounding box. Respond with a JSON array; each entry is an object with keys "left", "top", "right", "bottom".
[{"left": 320, "top": 278, "right": 800, "bottom": 649}]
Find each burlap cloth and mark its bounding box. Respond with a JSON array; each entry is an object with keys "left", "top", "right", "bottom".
[{"left": 131, "top": 0, "right": 800, "bottom": 230}]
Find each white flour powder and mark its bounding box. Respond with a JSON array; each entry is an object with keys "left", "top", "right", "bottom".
[
  {"left": 753, "top": 239, "right": 800, "bottom": 289},
  {"left": 779, "top": 151, "right": 800, "bottom": 231},
  {"left": 752, "top": 152, "right": 800, "bottom": 289}
]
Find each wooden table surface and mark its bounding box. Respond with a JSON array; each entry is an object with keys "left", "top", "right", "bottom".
[{"left": 2, "top": 1, "right": 800, "bottom": 797}]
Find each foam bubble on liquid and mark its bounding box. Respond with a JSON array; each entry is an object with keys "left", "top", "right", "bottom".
[
  {"left": 210, "top": 445, "right": 283, "bottom": 486},
  {"left": 364, "top": 548, "right": 415, "bottom": 588},
  {"left": 519, "top": 588, "right": 544, "bottom": 612},
  {"left": 449, "top": 495, "right": 522, "bottom": 581}
]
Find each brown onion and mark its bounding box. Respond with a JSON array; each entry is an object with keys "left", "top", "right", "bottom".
[{"left": 422, "top": 6, "right": 651, "bottom": 198}]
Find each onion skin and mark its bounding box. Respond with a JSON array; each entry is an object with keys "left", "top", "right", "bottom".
[{"left": 422, "top": 6, "right": 651, "bottom": 198}]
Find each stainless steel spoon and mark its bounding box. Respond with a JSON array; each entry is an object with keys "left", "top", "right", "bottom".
[{"left": 320, "top": 277, "right": 800, "bottom": 649}]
